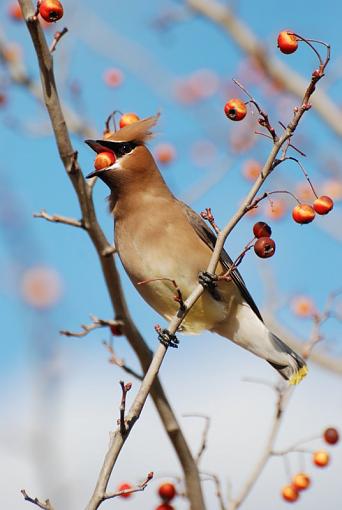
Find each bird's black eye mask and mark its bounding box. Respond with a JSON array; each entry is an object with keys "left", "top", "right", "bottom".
[
  {"left": 85, "top": 140, "right": 138, "bottom": 178},
  {"left": 85, "top": 139, "right": 137, "bottom": 157}
]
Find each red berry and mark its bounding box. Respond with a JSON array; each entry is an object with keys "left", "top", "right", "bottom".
[
  {"left": 313, "top": 450, "right": 330, "bottom": 467},
  {"left": 323, "top": 427, "right": 339, "bottom": 445},
  {"left": 156, "top": 505, "right": 175, "bottom": 510},
  {"left": 254, "top": 237, "right": 276, "bottom": 258},
  {"left": 253, "top": 221, "right": 272, "bottom": 238},
  {"left": 277, "top": 30, "right": 298, "bottom": 54},
  {"left": 313, "top": 195, "right": 334, "bottom": 215},
  {"left": 224, "top": 98, "right": 247, "bottom": 121},
  {"left": 117, "top": 482, "right": 133, "bottom": 498},
  {"left": 110, "top": 324, "right": 122, "bottom": 336},
  {"left": 281, "top": 484, "right": 299, "bottom": 502},
  {"left": 94, "top": 151, "right": 116, "bottom": 171},
  {"left": 292, "top": 473, "right": 311, "bottom": 491},
  {"left": 158, "top": 482, "right": 176, "bottom": 502},
  {"left": 8, "top": 3, "right": 23, "bottom": 21},
  {"left": 38, "top": 0, "right": 63, "bottom": 22},
  {"left": 292, "top": 204, "right": 315, "bottom": 224},
  {"left": 119, "top": 113, "right": 140, "bottom": 128}
]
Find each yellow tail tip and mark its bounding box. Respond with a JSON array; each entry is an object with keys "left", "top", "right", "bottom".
[{"left": 289, "top": 365, "right": 308, "bottom": 385}]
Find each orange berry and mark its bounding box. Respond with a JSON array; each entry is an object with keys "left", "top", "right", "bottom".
[
  {"left": 254, "top": 237, "right": 276, "bottom": 258},
  {"left": 292, "top": 473, "right": 311, "bottom": 491},
  {"left": 119, "top": 113, "right": 140, "bottom": 128},
  {"left": 281, "top": 484, "right": 299, "bottom": 502},
  {"left": 94, "top": 151, "right": 116, "bottom": 171},
  {"left": 224, "top": 98, "right": 247, "bottom": 121},
  {"left": 265, "top": 199, "right": 287, "bottom": 221},
  {"left": 313, "top": 195, "right": 334, "bottom": 215},
  {"left": 313, "top": 450, "right": 330, "bottom": 467},
  {"left": 155, "top": 143, "right": 176, "bottom": 165},
  {"left": 323, "top": 427, "right": 339, "bottom": 445},
  {"left": 291, "top": 296, "right": 315, "bottom": 317},
  {"left": 277, "top": 30, "right": 298, "bottom": 54},
  {"left": 242, "top": 160, "right": 261, "bottom": 181},
  {"left": 117, "top": 482, "right": 133, "bottom": 498},
  {"left": 253, "top": 221, "right": 272, "bottom": 238},
  {"left": 38, "top": 0, "right": 63, "bottom": 22},
  {"left": 158, "top": 483, "right": 176, "bottom": 502},
  {"left": 292, "top": 203, "right": 315, "bottom": 224},
  {"left": 103, "top": 68, "right": 123, "bottom": 88},
  {"left": 322, "top": 179, "right": 342, "bottom": 201},
  {"left": 20, "top": 266, "right": 62, "bottom": 309},
  {"left": 8, "top": 2, "right": 23, "bottom": 20}
]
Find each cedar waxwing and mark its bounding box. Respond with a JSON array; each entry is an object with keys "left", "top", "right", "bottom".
[{"left": 85, "top": 114, "right": 308, "bottom": 385}]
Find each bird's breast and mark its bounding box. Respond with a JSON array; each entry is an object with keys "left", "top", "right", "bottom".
[{"left": 114, "top": 204, "right": 232, "bottom": 332}]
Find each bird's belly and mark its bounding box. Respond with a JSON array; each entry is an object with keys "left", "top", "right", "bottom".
[{"left": 116, "top": 230, "right": 229, "bottom": 333}]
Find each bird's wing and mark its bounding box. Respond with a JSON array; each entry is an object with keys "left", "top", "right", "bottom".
[{"left": 180, "top": 201, "right": 263, "bottom": 321}]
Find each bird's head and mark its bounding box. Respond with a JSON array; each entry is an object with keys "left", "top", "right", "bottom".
[{"left": 85, "top": 114, "right": 160, "bottom": 187}]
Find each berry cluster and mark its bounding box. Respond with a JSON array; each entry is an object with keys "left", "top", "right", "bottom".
[
  {"left": 292, "top": 196, "right": 333, "bottom": 224},
  {"left": 281, "top": 427, "right": 339, "bottom": 503},
  {"left": 253, "top": 221, "right": 276, "bottom": 259}
]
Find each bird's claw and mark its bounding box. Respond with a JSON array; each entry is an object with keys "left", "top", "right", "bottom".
[
  {"left": 157, "top": 328, "right": 179, "bottom": 349},
  {"left": 198, "top": 271, "right": 221, "bottom": 300}
]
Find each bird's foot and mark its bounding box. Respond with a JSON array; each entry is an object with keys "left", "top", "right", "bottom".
[
  {"left": 198, "top": 271, "right": 221, "bottom": 300},
  {"left": 156, "top": 327, "right": 179, "bottom": 349}
]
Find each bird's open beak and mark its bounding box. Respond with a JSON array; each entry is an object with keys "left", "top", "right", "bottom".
[{"left": 85, "top": 167, "right": 111, "bottom": 179}]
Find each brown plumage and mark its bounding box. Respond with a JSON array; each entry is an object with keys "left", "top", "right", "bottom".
[{"left": 85, "top": 115, "right": 308, "bottom": 384}]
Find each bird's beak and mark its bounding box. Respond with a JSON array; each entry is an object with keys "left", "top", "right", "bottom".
[{"left": 85, "top": 167, "right": 111, "bottom": 179}]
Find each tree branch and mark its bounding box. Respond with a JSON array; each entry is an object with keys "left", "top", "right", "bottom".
[
  {"left": 33, "top": 209, "right": 84, "bottom": 228},
  {"left": 19, "top": 2, "right": 206, "bottom": 509},
  {"left": 21, "top": 490, "right": 54, "bottom": 510}
]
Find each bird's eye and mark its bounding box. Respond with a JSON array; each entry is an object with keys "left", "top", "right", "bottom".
[{"left": 116, "top": 142, "right": 136, "bottom": 158}]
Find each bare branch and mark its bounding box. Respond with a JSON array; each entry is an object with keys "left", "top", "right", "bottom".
[
  {"left": 49, "top": 27, "right": 68, "bottom": 53},
  {"left": 183, "top": 414, "right": 210, "bottom": 464},
  {"left": 102, "top": 341, "right": 143, "bottom": 380},
  {"left": 33, "top": 209, "right": 84, "bottom": 228},
  {"left": 118, "top": 381, "right": 132, "bottom": 436},
  {"left": 228, "top": 386, "right": 292, "bottom": 510},
  {"left": 104, "top": 471, "right": 154, "bottom": 500},
  {"left": 60, "top": 315, "right": 124, "bottom": 338},
  {"left": 21, "top": 490, "right": 54, "bottom": 510}
]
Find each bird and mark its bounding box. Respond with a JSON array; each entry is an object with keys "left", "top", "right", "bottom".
[{"left": 85, "top": 114, "right": 308, "bottom": 385}]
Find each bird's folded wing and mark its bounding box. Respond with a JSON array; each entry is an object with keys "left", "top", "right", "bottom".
[{"left": 180, "top": 201, "right": 263, "bottom": 322}]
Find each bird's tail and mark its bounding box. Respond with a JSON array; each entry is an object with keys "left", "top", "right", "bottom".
[{"left": 267, "top": 333, "right": 308, "bottom": 385}]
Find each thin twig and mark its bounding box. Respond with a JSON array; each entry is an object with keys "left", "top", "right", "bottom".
[
  {"left": 200, "top": 208, "right": 221, "bottom": 234},
  {"left": 104, "top": 471, "right": 154, "bottom": 500},
  {"left": 102, "top": 341, "right": 143, "bottom": 380},
  {"left": 49, "top": 27, "right": 68, "bottom": 53},
  {"left": 21, "top": 490, "right": 54, "bottom": 510},
  {"left": 183, "top": 414, "right": 211, "bottom": 464},
  {"left": 118, "top": 381, "right": 132, "bottom": 435},
  {"left": 33, "top": 209, "right": 84, "bottom": 228},
  {"left": 60, "top": 315, "right": 124, "bottom": 338}
]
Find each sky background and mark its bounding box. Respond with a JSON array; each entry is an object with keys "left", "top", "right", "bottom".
[{"left": 1, "top": 0, "right": 342, "bottom": 509}]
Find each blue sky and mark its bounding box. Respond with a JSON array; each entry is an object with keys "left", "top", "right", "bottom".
[{"left": 1, "top": 1, "right": 342, "bottom": 509}]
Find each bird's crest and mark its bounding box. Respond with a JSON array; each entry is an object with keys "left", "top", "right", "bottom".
[{"left": 105, "top": 113, "right": 160, "bottom": 144}]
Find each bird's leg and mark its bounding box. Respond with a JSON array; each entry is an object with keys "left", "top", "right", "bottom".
[
  {"left": 198, "top": 271, "right": 221, "bottom": 301},
  {"left": 155, "top": 325, "right": 179, "bottom": 348}
]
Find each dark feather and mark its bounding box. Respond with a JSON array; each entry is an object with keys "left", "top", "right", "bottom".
[{"left": 180, "top": 201, "right": 263, "bottom": 322}]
